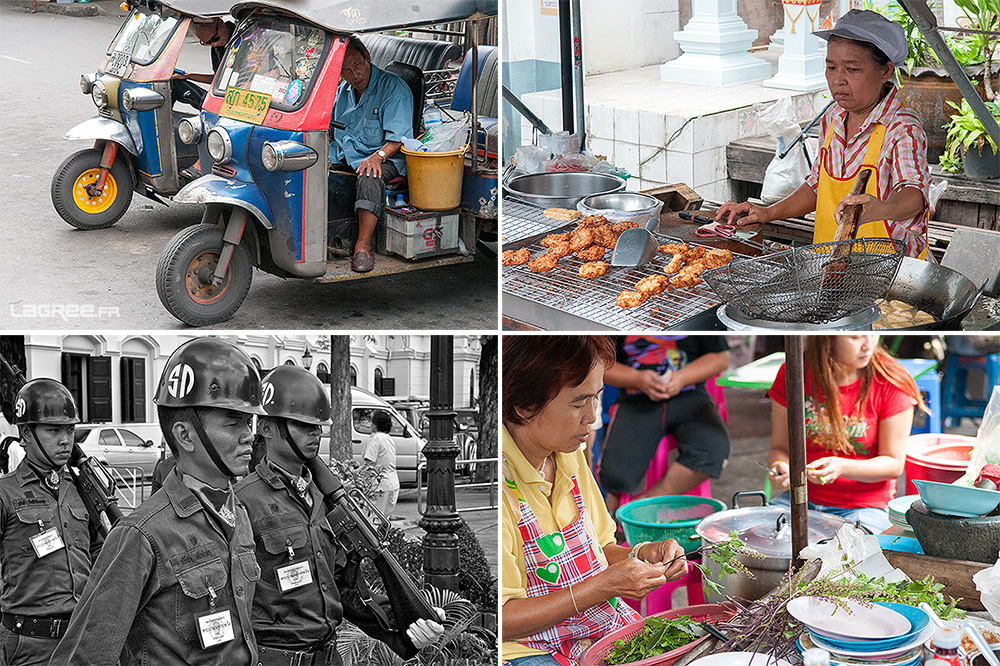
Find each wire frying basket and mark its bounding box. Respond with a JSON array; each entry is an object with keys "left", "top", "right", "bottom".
[{"left": 702, "top": 238, "right": 906, "bottom": 324}]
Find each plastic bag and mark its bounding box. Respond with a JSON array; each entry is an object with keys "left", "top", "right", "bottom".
[
  {"left": 960, "top": 386, "right": 1000, "bottom": 486},
  {"left": 800, "top": 524, "right": 909, "bottom": 582},
  {"left": 543, "top": 152, "right": 599, "bottom": 173},
  {"left": 513, "top": 144, "right": 547, "bottom": 173},
  {"left": 759, "top": 97, "right": 811, "bottom": 205},
  {"left": 974, "top": 553, "right": 1000, "bottom": 623},
  {"left": 419, "top": 112, "right": 470, "bottom": 152}
]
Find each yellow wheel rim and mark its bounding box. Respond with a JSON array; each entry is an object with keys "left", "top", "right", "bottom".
[{"left": 72, "top": 168, "right": 117, "bottom": 214}]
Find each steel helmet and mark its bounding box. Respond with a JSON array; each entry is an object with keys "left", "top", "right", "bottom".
[
  {"left": 154, "top": 338, "right": 265, "bottom": 415},
  {"left": 13, "top": 378, "right": 81, "bottom": 425},
  {"left": 260, "top": 366, "right": 332, "bottom": 426}
]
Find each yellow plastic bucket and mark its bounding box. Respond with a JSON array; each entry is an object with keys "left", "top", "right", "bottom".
[{"left": 401, "top": 145, "right": 466, "bottom": 211}]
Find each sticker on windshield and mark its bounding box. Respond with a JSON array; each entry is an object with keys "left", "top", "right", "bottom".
[
  {"left": 285, "top": 79, "right": 302, "bottom": 105},
  {"left": 220, "top": 87, "right": 272, "bottom": 125},
  {"left": 250, "top": 74, "right": 277, "bottom": 95},
  {"left": 308, "top": 30, "right": 321, "bottom": 46},
  {"left": 231, "top": 35, "right": 242, "bottom": 51},
  {"left": 273, "top": 80, "right": 289, "bottom": 103},
  {"left": 295, "top": 59, "right": 312, "bottom": 80},
  {"left": 304, "top": 46, "right": 316, "bottom": 59},
  {"left": 226, "top": 51, "right": 236, "bottom": 69}
]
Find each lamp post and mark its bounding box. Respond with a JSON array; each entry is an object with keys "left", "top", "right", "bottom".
[
  {"left": 302, "top": 347, "right": 313, "bottom": 370},
  {"left": 420, "top": 336, "right": 460, "bottom": 591}
]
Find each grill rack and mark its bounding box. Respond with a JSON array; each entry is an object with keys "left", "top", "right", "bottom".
[
  {"left": 502, "top": 218, "right": 745, "bottom": 330},
  {"left": 501, "top": 197, "right": 571, "bottom": 244}
]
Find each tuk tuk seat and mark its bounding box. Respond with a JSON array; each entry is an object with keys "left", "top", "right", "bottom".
[
  {"left": 361, "top": 33, "right": 462, "bottom": 74},
  {"left": 450, "top": 46, "right": 498, "bottom": 157}
]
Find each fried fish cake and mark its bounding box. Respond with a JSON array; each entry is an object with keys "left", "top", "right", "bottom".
[
  {"left": 568, "top": 229, "right": 594, "bottom": 252},
  {"left": 671, "top": 265, "right": 704, "bottom": 288},
  {"left": 590, "top": 225, "right": 618, "bottom": 249},
  {"left": 528, "top": 253, "right": 559, "bottom": 273},
  {"left": 576, "top": 214, "right": 609, "bottom": 229},
  {"left": 615, "top": 290, "right": 647, "bottom": 308},
  {"left": 611, "top": 220, "right": 639, "bottom": 236},
  {"left": 658, "top": 243, "right": 688, "bottom": 255},
  {"left": 683, "top": 245, "right": 707, "bottom": 261},
  {"left": 663, "top": 253, "right": 685, "bottom": 274},
  {"left": 501, "top": 248, "right": 530, "bottom": 266},
  {"left": 540, "top": 232, "right": 571, "bottom": 247},
  {"left": 543, "top": 208, "right": 582, "bottom": 221},
  {"left": 575, "top": 245, "right": 607, "bottom": 261},
  {"left": 704, "top": 248, "right": 733, "bottom": 269},
  {"left": 635, "top": 274, "right": 669, "bottom": 298},
  {"left": 579, "top": 261, "right": 609, "bottom": 278},
  {"left": 545, "top": 242, "right": 573, "bottom": 259}
]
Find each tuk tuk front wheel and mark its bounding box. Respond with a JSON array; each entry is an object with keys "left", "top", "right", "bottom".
[
  {"left": 51, "top": 148, "right": 134, "bottom": 229},
  {"left": 155, "top": 224, "right": 252, "bottom": 326}
]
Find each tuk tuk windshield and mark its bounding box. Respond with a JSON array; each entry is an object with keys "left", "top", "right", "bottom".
[
  {"left": 213, "top": 16, "right": 330, "bottom": 112},
  {"left": 107, "top": 10, "right": 182, "bottom": 67}
]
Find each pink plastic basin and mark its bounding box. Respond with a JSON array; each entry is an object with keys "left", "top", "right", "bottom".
[{"left": 904, "top": 434, "right": 975, "bottom": 496}]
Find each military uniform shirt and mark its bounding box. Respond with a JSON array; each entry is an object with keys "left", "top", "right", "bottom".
[
  {"left": 235, "top": 460, "right": 413, "bottom": 657},
  {"left": 0, "top": 463, "right": 101, "bottom": 617},
  {"left": 50, "top": 469, "right": 260, "bottom": 666}
]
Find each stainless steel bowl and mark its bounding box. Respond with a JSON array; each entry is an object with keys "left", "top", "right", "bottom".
[
  {"left": 577, "top": 192, "right": 664, "bottom": 224},
  {"left": 503, "top": 172, "right": 626, "bottom": 209}
]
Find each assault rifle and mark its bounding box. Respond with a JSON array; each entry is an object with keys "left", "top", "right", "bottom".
[
  {"left": 308, "top": 457, "right": 439, "bottom": 650},
  {"left": 0, "top": 352, "right": 124, "bottom": 536}
]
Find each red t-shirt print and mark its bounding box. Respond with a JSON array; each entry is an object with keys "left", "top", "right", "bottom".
[{"left": 769, "top": 364, "right": 917, "bottom": 509}]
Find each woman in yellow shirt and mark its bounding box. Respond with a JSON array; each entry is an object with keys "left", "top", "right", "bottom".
[{"left": 502, "top": 336, "right": 688, "bottom": 665}]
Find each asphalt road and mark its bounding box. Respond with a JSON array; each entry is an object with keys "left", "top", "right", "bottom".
[{"left": 0, "top": 6, "right": 498, "bottom": 330}]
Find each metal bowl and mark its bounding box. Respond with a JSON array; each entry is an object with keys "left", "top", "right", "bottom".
[
  {"left": 503, "top": 172, "right": 626, "bottom": 209},
  {"left": 577, "top": 192, "right": 664, "bottom": 225}
]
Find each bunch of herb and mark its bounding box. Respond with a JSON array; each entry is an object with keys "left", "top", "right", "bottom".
[
  {"left": 604, "top": 615, "right": 706, "bottom": 665},
  {"left": 694, "top": 531, "right": 765, "bottom": 598}
]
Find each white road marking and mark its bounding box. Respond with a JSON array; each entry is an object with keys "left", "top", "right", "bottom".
[{"left": 1, "top": 55, "right": 31, "bottom": 64}]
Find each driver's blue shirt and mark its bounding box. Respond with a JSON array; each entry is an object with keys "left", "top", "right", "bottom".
[{"left": 330, "top": 64, "right": 413, "bottom": 176}]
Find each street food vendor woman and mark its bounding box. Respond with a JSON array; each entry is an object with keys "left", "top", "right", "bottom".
[
  {"left": 502, "top": 336, "right": 688, "bottom": 666},
  {"left": 716, "top": 10, "right": 932, "bottom": 260}
]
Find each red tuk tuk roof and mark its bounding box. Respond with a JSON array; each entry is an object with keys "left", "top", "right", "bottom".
[{"left": 229, "top": 0, "right": 496, "bottom": 34}]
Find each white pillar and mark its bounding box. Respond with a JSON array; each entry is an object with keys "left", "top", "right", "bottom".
[
  {"left": 763, "top": 0, "right": 827, "bottom": 91},
  {"left": 660, "top": 0, "right": 771, "bottom": 86}
]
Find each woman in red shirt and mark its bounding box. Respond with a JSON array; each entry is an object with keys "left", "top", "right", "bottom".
[{"left": 767, "top": 335, "right": 927, "bottom": 532}]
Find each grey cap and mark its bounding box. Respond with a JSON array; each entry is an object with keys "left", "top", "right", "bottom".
[{"left": 813, "top": 9, "right": 907, "bottom": 67}]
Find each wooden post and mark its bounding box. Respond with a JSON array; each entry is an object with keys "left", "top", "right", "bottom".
[
  {"left": 421, "top": 336, "right": 460, "bottom": 591},
  {"left": 785, "top": 335, "right": 809, "bottom": 569}
]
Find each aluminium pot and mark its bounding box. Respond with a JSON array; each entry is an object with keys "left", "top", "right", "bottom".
[
  {"left": 695, "top": 491, "right": 852, "bottom": 603},
  {"left": 503, "top": 171, "right": 626, "bottom": 209}
]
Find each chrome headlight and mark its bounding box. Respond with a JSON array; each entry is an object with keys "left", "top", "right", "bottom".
[
  {"left": 177, "top": 117, "right": 202, "bottom": 145},
  {"left": 206, "top": 127, "right": 232, "bottom": 164},
  {"left": 121, "top": 88, "right": 164, "bottom": 112},
  {"left": 91, "top": 81, "right": 108, "bottom": 109},
  {"left": 261, "top": 141, "right": 318, "bottom": 172},
  {"left": 80, "top": 73, "right": 96, "bottom": 95}
]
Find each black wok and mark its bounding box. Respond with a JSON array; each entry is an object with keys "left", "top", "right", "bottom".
[{"left": 878, "top": 256, "right": 982, "bottom": 330}]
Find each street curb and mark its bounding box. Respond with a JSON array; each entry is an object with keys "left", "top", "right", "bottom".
[{"left": 0, "top": 0, "right": 116, "bottom": 17}]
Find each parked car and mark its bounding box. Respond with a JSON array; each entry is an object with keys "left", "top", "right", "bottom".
[
  {"left": 74, "top": 426, "right": 162, "bottom": 479},
  {"left": 320, "top": 387, "right": 427, "bottom": 486}
]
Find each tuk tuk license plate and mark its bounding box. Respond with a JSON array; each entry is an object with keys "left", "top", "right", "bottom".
[
  {"left": 105, "top": 51, "right": 131, "bottom": 77},
  {"left": 220, "top": 87, "right": 272, "bottom": 125}
]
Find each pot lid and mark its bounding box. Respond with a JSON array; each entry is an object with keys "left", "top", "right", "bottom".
[{"left": 696, "top": 505, "right": 852, "bottom": 558}]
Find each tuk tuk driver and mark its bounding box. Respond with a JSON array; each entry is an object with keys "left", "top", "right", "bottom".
[
  {"left": 171, "top": 18, "right": 235, "bottom": 109},
  {"left": 715, "top": 10, "right": 932, "bottom": 260},
  {"left": 329, "top": 36, "right": 414, "bottom": 273}
]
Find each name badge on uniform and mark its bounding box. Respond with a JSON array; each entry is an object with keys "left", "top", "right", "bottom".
[
  {"left": 30, "top": 527, "right": 65, "bottom": 558},
  {"left": 276, "top": 560, "right": 313, "bottom": 592},
  {"left": 195, "top": 609, "right": 235, "bottom": 648}
]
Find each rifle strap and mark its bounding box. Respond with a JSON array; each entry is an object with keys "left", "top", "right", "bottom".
[{"left": 345, "top": 556, "right": 394, "bottom": 632}]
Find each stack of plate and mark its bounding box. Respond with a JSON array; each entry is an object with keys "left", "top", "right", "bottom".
[
  {"left": 788, "top": 597, "right": 934, "bottom": 666},
  {"left": 888, "top": 495, "right": 920, "bottom": 535}
]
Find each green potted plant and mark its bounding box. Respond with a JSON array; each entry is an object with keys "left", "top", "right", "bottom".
[
  {"left": 878, "top": 0, "right": 999, "bottom": 162},
  {"left": 941, "top": 98, "right": 1000, "bottom": 179}
]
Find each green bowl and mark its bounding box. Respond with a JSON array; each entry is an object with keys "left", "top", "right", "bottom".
[{"left": 617, "top": 495, "right": 726, "bottom": 553}]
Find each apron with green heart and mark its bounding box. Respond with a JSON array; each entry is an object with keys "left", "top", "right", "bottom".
[{"left": 503, "top": 464, "right": 641, "bottom": 664}]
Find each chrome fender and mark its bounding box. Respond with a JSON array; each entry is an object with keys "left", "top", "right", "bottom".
[
  {"left": 174, "top": 175, "right": 274, "bottom": 230},
  {"left": 63, "top": 117, "right": 138, "bottom": 156}
]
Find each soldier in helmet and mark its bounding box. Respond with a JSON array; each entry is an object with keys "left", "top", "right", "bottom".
[
  {"left": 51, "top": 338, "right": 263, "bottom": 666},
  {"left": 235, "top": 366, "right": 444, "bottom": 666},
  {"left": 0, "top": 379, "right": 102, "bottom": 666}
]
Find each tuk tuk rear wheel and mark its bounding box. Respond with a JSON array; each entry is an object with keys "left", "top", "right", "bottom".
[
  {"left": 155, "top": 224, "right": 252, "bottom": 326},
  {"left": 51, "top": 148, "right": 134, "bottom": 230}
]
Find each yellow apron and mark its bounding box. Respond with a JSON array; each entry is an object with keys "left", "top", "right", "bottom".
[{"left": 813, "top": 122, "right": 928, "bottom": 260}]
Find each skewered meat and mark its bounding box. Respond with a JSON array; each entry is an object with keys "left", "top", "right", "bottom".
[{"left": 501, "top": 248, "right": 530, "bottom": 266}]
